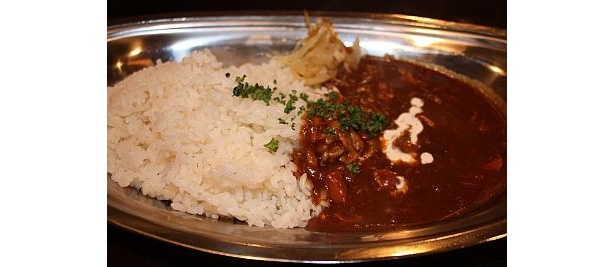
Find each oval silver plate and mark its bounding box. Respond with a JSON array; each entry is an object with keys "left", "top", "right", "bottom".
[{"left": 107, "top": 12, "right": 506, "bottom": 263}]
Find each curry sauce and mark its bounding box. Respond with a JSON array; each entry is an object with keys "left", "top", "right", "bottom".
[{"left": 292, "top": 55, "right": 506, "bottom": 231}]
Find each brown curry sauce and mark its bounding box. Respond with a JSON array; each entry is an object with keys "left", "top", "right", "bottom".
[{"left": 292, "top": 55, "right": 506, "bottom": 231}]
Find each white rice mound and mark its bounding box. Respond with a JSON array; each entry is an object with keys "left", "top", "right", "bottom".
[{"left": 107, "top": 49, "right": 326, "bottom": 228}]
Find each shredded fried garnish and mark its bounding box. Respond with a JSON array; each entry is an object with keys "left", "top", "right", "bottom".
[{"left": 274, "top": 16, "right": 360, "bottom": 86}]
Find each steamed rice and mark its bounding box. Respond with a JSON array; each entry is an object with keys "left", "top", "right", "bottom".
[{"left": 107, "top": 49, "right": 328, "bottom": 228}]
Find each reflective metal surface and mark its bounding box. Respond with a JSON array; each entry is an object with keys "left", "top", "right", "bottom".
[{"left": 107, "top": 12, "right": 506, "bottom": 263}]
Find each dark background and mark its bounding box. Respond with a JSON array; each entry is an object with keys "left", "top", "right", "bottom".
[
  {"left": 107, "top": 0, "right": 507, "bottom": 265},
  {"left": 107, "top": 0, "right": 506, "bottom": 29}
]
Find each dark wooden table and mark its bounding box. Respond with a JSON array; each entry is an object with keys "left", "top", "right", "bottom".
[{"left": 107, "top": 1, "right": 506, "bottom": 265}]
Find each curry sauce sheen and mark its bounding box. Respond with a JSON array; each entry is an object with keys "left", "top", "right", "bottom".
[{"left": 292, "top": 55, "right": 506, "bottom": 231}]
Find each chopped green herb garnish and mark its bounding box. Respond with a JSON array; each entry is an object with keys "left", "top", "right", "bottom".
[
  {"left": 264, "top": 138, "right": 279, "bottom": 153},
  {"left": 305, "top": 95, "right": 387, "bottom": 137},
  {"left": 346, "top": 163, "right": 361, "bottom": 174},
  {"left": 324, "top": 126, "right": 335, "bottom": 135},
  {"left": 325, "top": 91, "right": 339, "bottom": 100},
  {"left": 299, "top": 93, "right": 309, "bottom": 102},
  {"left": 291, "top": 123, "right": 296, "bottom": 130},
  {"left": 232, "top": 76, "right": 274, "bottom": 105},
  {"left": 231, "top": 76, "right": 387, "bottom": 138},
  {"left": 364, "top": 113, "right": 388, "bottom": 136},
  {"left": 284, "top": 104, "right": 295, "bottom": 113},
  {"left": 284, "top": 94, "right": 299, "bottom": 114}
]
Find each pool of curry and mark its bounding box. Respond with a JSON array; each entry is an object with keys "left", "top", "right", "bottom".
[{"left": 292, "top": 55, "right": 506, "bottom": 231}]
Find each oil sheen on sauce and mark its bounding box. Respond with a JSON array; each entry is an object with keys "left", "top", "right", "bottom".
[{"left": 292, "top": 55, "right": 506, "bottom": 232}]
